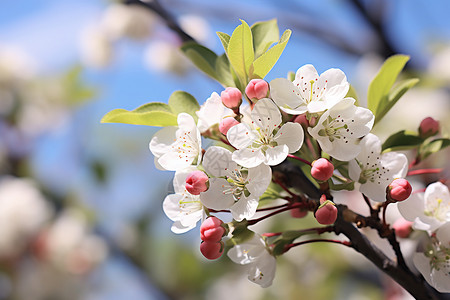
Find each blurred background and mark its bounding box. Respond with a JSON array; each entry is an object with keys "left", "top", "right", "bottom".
[{"left": 1, "top": 0, "right": 450, "bottom": 299}]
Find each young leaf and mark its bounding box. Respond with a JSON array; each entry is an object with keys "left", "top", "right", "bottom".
[
  {"left": 250, "top": 29, "right": 291, "bottom": 79},
  {"left": 216, "top": 32, "right": 230, "bottom": 54},
  {"left": 251, "top": 19, "right": 279, "bottom": 58},
  {"left": 375, "top": 78, "right": 419, "bottom": 124},
  {"left": 215, "top": 54, "right": 235, "bottom": 87},
  {"left": 367, "top": 55, "right": 417, "bottom": 125},
  {"left": 419, "top": 138, "right": 450, "bottom": 161},
  {"left": 168, "top": 91, "right": 200, "bottom": 121},
  {"left": 382, "top": 130, "right": 423, "bottom": 152},
  {"left": 345, "top": 84, "right": 359, "bottom": 106},
  {"left": 227, "top": 20, "right": 254, "bottom": 82},
  {"left": 181, "top": 42, "right": 219, "bottom": 80},
  {"left": 101, "top": 102, "right": 178, "bottom": 126}
]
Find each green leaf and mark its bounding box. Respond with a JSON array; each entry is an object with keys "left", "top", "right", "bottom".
[
  {"left": 376, "top": 78, "right": 419, "bottom": 124},
  {"left": 215, "top": 54, "right": 235, "bottom": 87},
  {"left": 329, "top": 181, "right": 355, "bottom": 191},
  {"left": 101, "top": 102, "right": 178, "bottom": 126},
  {"left": 287, "top": 71, "right": 295, "bottom": 82},
  {"left": 367, "top": 54, "right": 409, "bottom": 124},
  {"left": 216, "top": 32, "right": 230, "bottom": 53},
  {"left": 168, "top": 91, "right": 200, "bottom": 121},
  {"left": 382, "top": 130, "right": 424, "bottom": 152},
  {"left": 251, "top": 19, "right": 279, "bottom": 58},
  {"left": 227, "top": 20, "right": 254, "bottom": 82},
  {"left": 181, "top": 42, "right": 218, "bottom": 79},
  {"left": 250, "top": 29, "right": 291, "bottom": 79},
  {"left": 272, "top": 230, "right": 313, "bottom": 256},
  {"left": 225, "top": 220, "right": 254, "bottom": 246},
  {"left": 419, "top": 138, "right": 450, "bottom": 161},
  {"left": 345, "top": 84, "right": 359, "bottom": 106}
]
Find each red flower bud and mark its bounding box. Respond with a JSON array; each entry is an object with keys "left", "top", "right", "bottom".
[
  {"left": 219, "top": 117, "right": 239, "bottom": 135},
  {"left": 221, "top": 87, "right": 242, "bottom": 109},
  {"left": 293, "top": 114, "right": 309, "bottom": 127},
  {"left": 388, "top": 178, "right": 412, "bottom": 202},
  {"left": 290, "top": 208, "right": 308, "bottom": 218},
  {"left": 315, "top": 199, "right": 338, "bottom": 225},
  {"left": 311, "top": 158, "right": 334, "bottom": 181},
  {"left": 200, "top": 241, "right": 224, "bottom": 260},
  {"left": 245, "top": 79, "right": 269, "bottom": 100},
  {"left": 185, "top": 171, "right": 209, "bottom": 195},
  {"left": 200, "top": 216, "right": 225, "bottom": 242},
  {"left": 419, "top": 117, "right": 439, "bottom": 139}
]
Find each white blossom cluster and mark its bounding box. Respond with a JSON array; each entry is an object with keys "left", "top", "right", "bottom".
[{"left": 148, "top": 64, "right": 417, "bottom": 287}]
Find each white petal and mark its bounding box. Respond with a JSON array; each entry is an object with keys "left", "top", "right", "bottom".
[
  {"left": 171, "top": 220, "right": 196, "bottom": 234},
  {"left": 172, "top": 167, "right": 197, "bottom": 194},
  {"left": 357, "top": 133, "right": 382, "bottom": 159},
  {"left": 325, "top": 139, "right": 361, "bottom": 161},
  {"left": 273, "top": 122, "right": 304, "bottom": 153},
  {"left": 232, "top": 148, "right": 265, "bottom": 168},
  {"left": 380, "top": 152, "right": 408, "bottom": 179},
  {"left": 231, "top": 196, "right": 259, "bottom": 221},
  {"left": 413, "top": 253, "right": 432, "bottom": 285},
  {"left": 177, "top": 112, "right": 197, "bottom": 131},
  {"left": 294, "top": 64, "right": 319, "bottom": 82},
  {"left": 162, "top": 194, "right": 183, "bottom": 221},
  {"left": 359, "top": 180, "right": 387, "bottom": 202},
  {"left": 270, "top": 78, "right": 307, "bottom": 115},
  {"left": 348, "top": 159, "right": 361, "bottom": 182},
  {"left": 196, "top": 92, "right": 233, "bottom": 133},
  {"left": 200, "top": 178, "right": 235, "bottom": 210},
  {"left": 157, "top": 151, "right": 194, "bottom": 171},
  {"left": 252, "top": 98, "right": 282, "bottom": 130},
  {"left": 425, "top": 182, "right": 450, "bottom": 208},
  {"left": 149, "top": 126, "right": 177, "bottom": 158},
  {"left": 247, "top": 164, "right": 272, "bottom": 197},
  {"left": 320, "top": 68, "right": 349, "bottom": 102},
  {"left": 436, "top": 222, "right": 450, "bottom": 245},
  {"left": 264, "top": 145, "right": 289, "bottom": 166},
  {"left": 397, "top": 193, "right": 425, "bottom": 221},
  {"left": 227, "top": 123, "right": 256, "bottom": 149},
  {"left": 247, "top": 254, "right": 276, "bottom": 287},
  {"left": 203, "top": 146, "right": 236, "bottom": 178},
  {"left": 227, "top": 234, "right": 263, "bottom": 265}
]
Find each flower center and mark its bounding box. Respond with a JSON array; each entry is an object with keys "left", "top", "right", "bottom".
[
  {"left": 425, "top": 243, "right": 450, "bottom": 274},
  {"left": 424, "top": 198, "right": 450, "bottom": 221},
  {"left": 179, "top": 193, "right": 203, "bottom": 215},
  {"left": 222, "top": 168, "right": 250, "bottom": 201},
  {"left": 356, "top": 156, "right": 390, "bottom": 185},
  {"left": 317, "top": 115, "right": 352, "bottom": 143},
  {"left": 172, "top": 130, "right": 199, "bottom": 163}
]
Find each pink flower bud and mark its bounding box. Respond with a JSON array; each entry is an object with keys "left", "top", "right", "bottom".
[
  {"left": 387, "top": 178, "right": 412, "bottom": 202},
  {"left": 185, "top": 171, "right": 209, "bottom": 195},
  {"left": 392, "top": 218, "right": 413, "bottom": 238},
  {"left": 419, "top": 117, "right": 439, "bottom": 138},
  {"left": 293, "top": 114, "right": 309, "bottom": 127},
  {"left": 200, "top": 216, "right": 225, "bottom": 242},
  {"left": 221, "top": 87, "right": 242, "bottom": 109},
  {"left": 219, "top": 117, "right": 239, "bottom": 135},
  {"left": 200, "top": 241, "right": 224, "bottom": 260},
  {"left": 315, "top": 199, "right": 338, "bottom": 225},
  {"left": 290, "top": 208, "right": 308, "bottom": 218},
  {"left": 245, "top": 79, "right": 269, "bottom": 100},
  {"left": 311, "top": 158, "right": 334, "bottom": 181}
]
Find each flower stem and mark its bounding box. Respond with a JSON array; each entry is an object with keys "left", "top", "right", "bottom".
[
  {"left": 407, "top": 168, "right": 442, "bottom": 176},
  {"left": 284, "top": 239, "right": 351, "bottom": 253},
  {"left": 287, "top": 154, "right": 311, "bottom": 166}
]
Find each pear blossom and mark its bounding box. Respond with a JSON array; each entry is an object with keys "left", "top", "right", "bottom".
[
  {"left": 398, "top": 182, "right": 450, "bottom": 232},
  {"left": 308, "top": 98, "right": 374, "bottom": 161},
  {"left": 196, "top": 92, "right": 234, "bottom": 133},
  {"left": 270, "top": 64, "right": 349, "bottom": 114},
  {"left": 227, "top": 233, "right": 276, "bottom": 287},
  {"left": 201, "top": 146, "right": 271, "bottom": 221},
  {"left": 163, "top": 167, "right": 205, "bottom": 233},
  {"left": 149, "top": 113, "right": 201, "bottom": 171},
  {"left": 413, "top": 223, "right": 450, "bottom": 293},
  {"left": 227, "top": 98, "right": 304, "bottom": 168},
  {"left": 348, "top": 134, "right": 408, "bottom": 202}
]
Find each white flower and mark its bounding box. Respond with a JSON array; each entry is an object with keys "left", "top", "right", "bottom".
[
  {"left": 163, "top": 167, "right": 204, "bottom": 233},
  {"left": 149, "top": 113, "right": 202, "bottom": 171},
  {"left": 413, "top": 223, "right": 450, "bottom": 293},
  {"left": 227, "top": 234, "right": 276, "bottom": 288},
  {"left": 308, "top": 98, "right": 374, "bottom": 161},
  {"left": 348, "top": 134, "right": 408, "bottom": 202},
  {"left": 270, "top": 64, "right": 349, "bottom": 114},
  {"left": 398, "top": 182, "right": 450, "bottom": 232},
  {"left": 196, "top": 92, "right": 234, "bottom": 133},
  {"left": 0, "top": 177, "right": 52, "bottom": 257},
  {"left": 200, "top": 146, "right": 271, "bottom": 221},
  {"left": 227, "top": 98, "right": 304, "bottom": 168}
]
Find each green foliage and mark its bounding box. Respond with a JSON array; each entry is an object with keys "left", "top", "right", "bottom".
[
  {"left": 367, "top": 55, "right": 418, "bottom": 125},
  {"left": 345, "top": 84, "right": 359, "bottom": 106},
  {"left": 250, "top": 29, "right": 291, "bottom": 79},
  {"left": 251, "top": 19, "right": 280, "bottom": 58},
  {"left": 271, "top": 230, "right": 313, "bottom": 256},
  {"left": 382, "top": 130, "right": 424, "bottom": 152},
  {"left": 180, "top": 42, "right": 234, "bottom": 87},
  {"left": 101, "top": 91, "right": 200, "bottom": 127},
  {"left": 62, "top": 65, "right": 97, "bottom": 105},
  {"left": 168, "top": 91, "right": 200, "bottom": 122},
  {"left": 419, "top": 138, "right": 450, "bottom": 161},
  {"left": 227, "top": 20, "right": 254, "bottom": 85},
  {"left": 216, "top": 32, "right": 230, "bottom": 53},
  {"left": 226, "top": 220, "right": 255, "bottom": 246}
]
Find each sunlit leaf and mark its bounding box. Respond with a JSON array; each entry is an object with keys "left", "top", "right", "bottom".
[
  {"left": 251, "top": 19, "right": 279, "bottom": 58},
  {"left": 382, "top": 130, "right": 423, "bottom": 152},
  {"left": 419, "top": 138, "right": 450, "bottom": 161},
  {"left": 250, "top": 29, "right": 291, "bottom": 79},
  {"left": 101, "top": 102, "right": 177, "bottom": 126},
  {"left": 168, "top": 91, "right": 200, "bottom": 121},
  {"left": 216, "top": 31, "right": 230, "bottom": 54},
  {"left": 227, "top": 20, "right": 254, "bottom": 82}
]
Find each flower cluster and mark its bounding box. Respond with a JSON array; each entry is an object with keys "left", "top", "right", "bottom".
[{"left": 146, "top": 63, "right": 418, "bottom": 287}]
